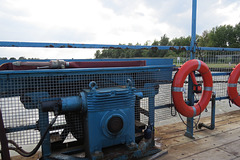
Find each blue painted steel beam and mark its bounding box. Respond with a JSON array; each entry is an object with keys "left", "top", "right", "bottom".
[
  {"left": 190, "top": 0, "right": 197, "bottom": 59},
  {"left": 198, "top": 47, "right": 240, "bottom": 52},
  {"left": 0, "top": 41, "right": 239, "bottom": 52},
  {"left": 195, "top": 72, "right": 230, "bottom": 77},
  {"left": 185, "top": 0, "right": 197, "bottom": 139},
  {"left": 215, "top": 96, "right": 229, "bottom": 101},
  {"left": 211, "top": 72, "right": 231, "bottom": 76},
  {"left": 154, "top": 95, "right": 230, "bottom": 110},
  {"left": 0, "top": 41, "right": 189, "bottom": 51},
  {"left": 5, "top": 125, "right": 36, "bottom": 133}
]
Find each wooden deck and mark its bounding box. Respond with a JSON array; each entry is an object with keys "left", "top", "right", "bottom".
[
  {"left": 9, "top": 110, "right": 240, "bottom": 160},
  {"left": 154, "top": 109, "right": 240, "bottom": 160}
]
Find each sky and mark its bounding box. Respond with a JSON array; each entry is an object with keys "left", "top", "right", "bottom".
[{"left": 0, "top": 0, "right": 239, "bottom": 59}]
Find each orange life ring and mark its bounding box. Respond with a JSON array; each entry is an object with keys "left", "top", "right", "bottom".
[
  {"left": 172, "top": 59, "right": 213, "bottom": 117},
  {"left": 227, "top": 63, "right": 240, "bottom": 107}
]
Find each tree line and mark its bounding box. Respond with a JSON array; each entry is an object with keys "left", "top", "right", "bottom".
[
  {"left": 0, "top": 57, "right": 40, "bottom": 60},
  {"left": 95, "top": 22, "right": 240, "bottom": 58}
]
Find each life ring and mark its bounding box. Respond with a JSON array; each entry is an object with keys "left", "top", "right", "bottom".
[
  {"left": 227, "top": 63, "right": 240, "bottom": 107},
  {"left": 172, "top": 59, "right": 213, "bottom": 117}
]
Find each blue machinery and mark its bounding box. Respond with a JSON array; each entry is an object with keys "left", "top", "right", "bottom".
[
  {"left": 0, "top": 0, "right": 240, "bottom": 159},
  {"left": 0, "top": 58, "right": 173, "bottom": 159}
]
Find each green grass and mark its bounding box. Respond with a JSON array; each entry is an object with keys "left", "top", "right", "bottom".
[{"left": 206, "top": 63, "right": 237, "bottom": 68}]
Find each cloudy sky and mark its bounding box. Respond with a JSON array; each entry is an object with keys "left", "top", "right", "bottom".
[{"left": 0, "top": 0, "right": 239, "bottom": 59}]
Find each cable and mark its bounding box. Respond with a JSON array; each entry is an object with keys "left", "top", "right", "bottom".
[
  {"left": 228, "top": 99, "right": 232, "bottom": 107},
  {"left": 178, "top": 103, "right": 202, "bottom": 129},
  {"left": 8, "top": 114, "right": 58, "bottom": 157}
]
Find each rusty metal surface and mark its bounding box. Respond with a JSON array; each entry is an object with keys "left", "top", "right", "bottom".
[{"left": 0, "top": 41, "right": 190, "bottom": 51}]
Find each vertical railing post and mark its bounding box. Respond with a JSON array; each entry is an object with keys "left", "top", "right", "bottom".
[
  {"left": 190, "top": 0, "right": 197, "bottom": 59},
  {"left": 0, "top": 109, "right": 11, "bottom": 160},
  {"left": 185, "top": 0, "right": 197, "bottom": 139},
  {"left": 38, "top": 107, "right": 51, "bottom": 158},
  {"left": 211, "top": 93, "right": 216, "bottom": 129},
  {"left": 149, "top": 94, "right": 155, "bottom": 146}
]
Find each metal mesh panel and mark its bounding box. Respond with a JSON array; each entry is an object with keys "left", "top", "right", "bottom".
[
  {"left": 197, "top": 51, "right": 240, "bottom": 102},
  {"left": 154, "top": 83, "right": 172, "bottom": 121},
  {"left": 198, "top": 51, "right": 240, "bottom": 101},
  {"left": 196, "top": 51, "right": 240, "bottom": 72},
  {"left": 0, "top": 67, "right": 173, "bottom": 145}
]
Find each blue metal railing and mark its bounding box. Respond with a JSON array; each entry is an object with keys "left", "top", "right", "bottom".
[
  {"left": 0, "top": 41, "right": 189, "bottom": 51},
  {"left": 0, "top": 41, "right": 239, "bottom": 52}
]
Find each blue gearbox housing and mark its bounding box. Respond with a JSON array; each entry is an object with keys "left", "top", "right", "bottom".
[{"left": 82, "top": 81, "right": 139, "bottom": 158}]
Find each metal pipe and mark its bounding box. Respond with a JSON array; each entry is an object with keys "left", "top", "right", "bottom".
[{"left": 198, "top": 92, "right": 216, "bottom": 130}]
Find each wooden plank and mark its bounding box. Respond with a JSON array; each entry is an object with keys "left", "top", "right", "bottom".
[
  {"left": 219, "top": 139, "right": 240, "bottom": 157},
  {"left": 181, "top": 148, "right": 236, "bottom": 160},
  {"left": 162, "top": 127, "right": 240, "bottom": 159},
  {"left": 154, "top": 110, "right": 240, "bottom": 160},
  {"left": 5, "top": 151, "right": 41, "bottom": 160},
  {"left": 156, "top": 110, "right": 240, "bottom": 139},
  {"left": 156, "top": 110, "right": 240, "bottom": 150},
  {"left": 157, "top": 120, "right": 240, "bottom": 150}
]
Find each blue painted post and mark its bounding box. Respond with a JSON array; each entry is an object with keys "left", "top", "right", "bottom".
[
  {"left": 149, "top": 95, "right": 155, "bottom": 146},
  {"left": 190, "top": 0, "right": 197, "bottom": 59},
  {"left": 211, "top": 93, "right": 216, "bottom": 129},
  {"left": 185, "top": 0, "right": 197, "bottom": 139},
  {"left": 38, "top": 108, "right": 51, "bottom": 158}
]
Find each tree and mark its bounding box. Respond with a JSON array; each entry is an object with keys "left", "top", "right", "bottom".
[
  {"left": 171, "top": 36, "right": 191, "bottom": 46},
  {"left": 94, "top": 50, "right": 101, "bottom": 58},
  {"left": 9, "top": 57, "right": 16, "bottom": 60},
  {"left": 152, "top": 39, "right": 159, "bottom": 46},
  {"left": 18, "top": 56, "right": 26, "bottom": 60},
  {"left": 207, "top": 25, "right": 236, "bottom": 48},
  {"left": 94, "top": 22, "right": 240, "bottom": 58},
  {"left": 198, "top": 30, "right": 209, "bottom": 47},
  {"left": 233, "top": 22, "right": 240, "bottom": 48},
  {"left": 159, "top": 34, "right": 170, "bottom": 46}
]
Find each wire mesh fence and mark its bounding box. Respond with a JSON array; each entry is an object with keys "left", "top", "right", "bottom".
[
  {"left": 165, "top": 50, "right": 240, "bottom": 125},
  {"left": 0, "top": 66, "right": 173, "bottom": 145},
  {"left": 0, "top": 50, "right": 239, "bottom": 146},
  {"left": 173, "top": 50, "right": 240, "bottom": 71},
  {"left": 172, "top": 50, "right": 240, "bottom": 98}
]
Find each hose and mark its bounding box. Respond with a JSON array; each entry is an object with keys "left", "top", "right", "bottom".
[{"left": 7, "top": 114, "right": 58, "bottom": 157}]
